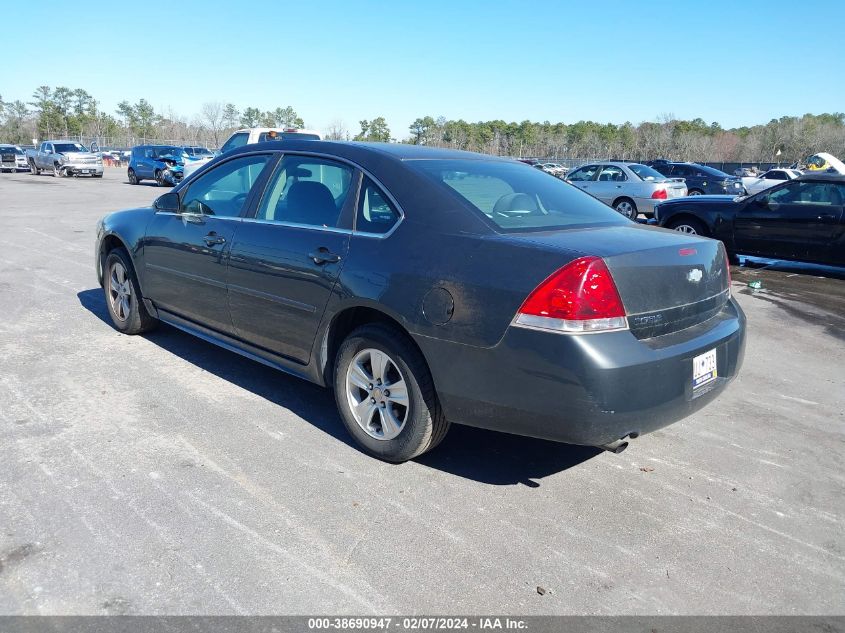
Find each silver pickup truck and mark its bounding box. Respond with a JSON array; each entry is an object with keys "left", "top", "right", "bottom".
[{"left": 27, "top": 140, "right": 104, "bottom": 178}]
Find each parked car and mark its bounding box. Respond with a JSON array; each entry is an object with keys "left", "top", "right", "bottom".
[
  {"left": 128, "top": 145, "right": 185, "bottom": 186},
  {"left": 647, "top": 161, "right": 744, "bottom": 196},
  {"left": 534, "top": 162, "right": 568, "bottom": 177},
  {"left": 566, "top": 162, "right": 687, "bottom": 218},
  {"left": 95, "top": 141, "right": 745, "bottom": 462},
  {"left": 0, "top": 144, "right": 29, "bottom": 172},
  {"left": 183, "top": 127, "right": 323, "bottom": 179},
  {"left": 741, "top": 168, "right": 803, "bottom": 196},
  {"left": 26, "top": 140, "right": 104, "bottom": 177},
  {"left": 655, "top": 173, "right": 844, "bottom": 266},
  {"left": 182, "top": 146, "right": 215, "bottom": 163}
]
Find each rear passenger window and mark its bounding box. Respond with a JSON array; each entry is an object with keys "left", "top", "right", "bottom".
[
  {"left": 256, "top": 155, "right": 354, "bottom": 227},
  {"left": 356, "top": 177, "right": 400, "bottom": 234}
]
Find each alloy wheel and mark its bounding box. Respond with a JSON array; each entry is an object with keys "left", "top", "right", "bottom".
[
  {"left": 673, "top": 224, "right": 698, "bottom": 234},
  {"left": 345, "top": 348, "right": 409, "bottom": 440},
  {"left": 616, "top": 201, "right": 635, "bottom": 219},
  {"left": 108, "top": 261, "right": 132, "bottom": 322}
]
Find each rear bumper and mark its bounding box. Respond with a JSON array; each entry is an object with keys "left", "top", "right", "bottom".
[{"left": 417, "top": 298, "right": 746, "bottom": 446}]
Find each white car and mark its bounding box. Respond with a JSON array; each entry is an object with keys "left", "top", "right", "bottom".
[
  {"left": 741, "top": 168, "right": 802, "bottom": 196},
  {"left": 183, "top": 127, "right": 323, "bottom": 179}
]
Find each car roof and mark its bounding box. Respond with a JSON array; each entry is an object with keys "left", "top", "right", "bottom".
[
  {"left": 796, "top": 172, "right": 845, "bottom": 182},
  {"left": 227, "top": 139, "right": 513, "bottom": 164}
]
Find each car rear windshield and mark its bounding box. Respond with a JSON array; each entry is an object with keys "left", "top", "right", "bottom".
[
  {"left": 409, "top": 159, "right": 628, "bottom": 232},
  {"left": 258, "top": 132, "right": 320, "bottom": 142},
  {"left": 698, "top": 164, "right": 730, "bottom": 178},
  {"left": 628, "top": 164, "right": 665, "bottom": 181},
  {"left": 54, "top": 143, "right": 88, "bottom": 153}
]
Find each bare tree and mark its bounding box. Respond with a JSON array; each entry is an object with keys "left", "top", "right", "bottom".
[
  {"left": 200, "top": 102, "right": 225, "bottom": 147},
  {"left": 325, "top": 119, "right": 348, "bottom": 140}
]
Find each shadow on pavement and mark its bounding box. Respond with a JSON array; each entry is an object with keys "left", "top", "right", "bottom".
[{"left": 77, "top": 288, "right": 598, "bottom": 485}]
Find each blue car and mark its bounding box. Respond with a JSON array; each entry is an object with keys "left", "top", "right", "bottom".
[{"left": 128, "top": 145, "right": 185, "bottom": 186}]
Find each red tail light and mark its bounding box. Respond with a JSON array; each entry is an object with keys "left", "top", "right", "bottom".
[
  {"left": 515, "top": 256, "right": 628, "bottom": 333},
  {"left": 651, "top": 188, "right": 668, "bottom": 200}
]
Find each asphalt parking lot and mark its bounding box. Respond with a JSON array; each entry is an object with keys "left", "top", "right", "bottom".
[{"left": 0, "top": 168, "right": 843, "bottom": 615}]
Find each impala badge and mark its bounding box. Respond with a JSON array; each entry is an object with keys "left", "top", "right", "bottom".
[{"left": 687, "top": 268, "right": 703, "bottom": 283}]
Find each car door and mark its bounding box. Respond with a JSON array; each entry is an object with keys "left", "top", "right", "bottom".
[
  {"left": 142, "top": 152, "right": 275, "bottom": 334},
  {"left": 227, "top": 153, "right": 357, "bottom": 364},
  {"left": 566, "top": 165, "right": 600, "bottom": 194},
  {"left": 592, "top": 165, "right": 627, "bottom": 204},
  {"left": 733, "top": 180, "right": 844, "bottom": 263}
]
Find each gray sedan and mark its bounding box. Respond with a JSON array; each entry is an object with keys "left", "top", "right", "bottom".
[{"left": 567, "top": 162, "right": 688, "bottom": 218}]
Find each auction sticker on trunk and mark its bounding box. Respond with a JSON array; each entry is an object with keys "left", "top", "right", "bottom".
[{"left": 693, "top": 348, "right": 717, "bottom": 389}]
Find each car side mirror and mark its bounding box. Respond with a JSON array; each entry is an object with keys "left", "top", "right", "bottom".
[{"left": 153, "top": 192, "right": 180, "bottom": 212}]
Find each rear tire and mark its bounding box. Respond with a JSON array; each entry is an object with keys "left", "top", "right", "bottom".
[
  {"left": 103, "top": 249, "right": 158, "bottom": 335},
  {"left": 613, "top": 198, "right": 637, "bottom": 220},
  {"left": 334, "top": 323, "right": 449, "bottom": 462},
  {"left": 667, "top": 217, "right": 709, "bottom": 236},
  {"left": 29, "top": 161, "right": 40, "bottom": 175},
  {"left": 127, "top": 168, "right": 138, "bottom": 185}
]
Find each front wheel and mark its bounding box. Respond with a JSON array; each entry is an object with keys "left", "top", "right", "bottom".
[
  {"left": 155, "top": 169, "right": 167, "bottom": 187},
  {"left": 334, "top": 324, "right": 449, "bottom": 462},
  {"left": 103, "top": 249, "right": 158, "bottom": 334},
  {"left": 667, "top": 217, "right": 709, "bottom": 236},
  {"left": 53, "top": 163, "right": 64, "bottom": 178}
]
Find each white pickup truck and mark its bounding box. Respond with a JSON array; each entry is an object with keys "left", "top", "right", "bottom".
[
  {"left": 182, "top": 127, "right": 322, "bottom": 179},
  {"left": 27, "top": 140, "right": 104, "bottom": 178}
]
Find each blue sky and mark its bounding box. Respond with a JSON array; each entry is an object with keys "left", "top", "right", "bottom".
[{"left": 3, "top": 0, "right": 843, "bottom": 138}]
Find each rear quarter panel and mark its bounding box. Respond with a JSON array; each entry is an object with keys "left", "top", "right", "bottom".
[{"left": 330, "top": 219, "right": 583, "bottom": 349}]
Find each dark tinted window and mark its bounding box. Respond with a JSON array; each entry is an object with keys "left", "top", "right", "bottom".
[
  {"left": 356, "top": 177, "right": 400, "bottom": 234},
  {"left": 181, "top": 154, "right": 271, "bottom": 217},
  {"left": 767, "top": 181, "right": 845, "bottom": 206},
  {"left": 258, "top": 132, "right": 320, "bottom": 142},
  {"left": 764, "top": 170, "right": 787, "bottom": 180},
  {"left": 53, "top": 142, "right": 88, "bottom": 153},
  {"left": 410, "top": 159, "right": 628, "bottom": 232},
  {"left": 220, "top": 132, "right": 249, "bottom": 154},
  {"left": 256, "top": 155, "right": 353, "bottom": 227}
]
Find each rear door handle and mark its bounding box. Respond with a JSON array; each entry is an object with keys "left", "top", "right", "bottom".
[
  {"left": 203, "top": 233, "right": 226, "bottom": 246},
  {"left": 308, "top": 247, "right": 341, "bottom": 265}
]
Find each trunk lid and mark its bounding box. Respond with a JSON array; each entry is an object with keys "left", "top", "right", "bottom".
[{"left": 511, "top": 224, "right": 730, "bottom": 338}]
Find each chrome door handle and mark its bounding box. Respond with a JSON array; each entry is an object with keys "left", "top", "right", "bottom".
[
  {"left": 308, "top": 248, "right": 341, "bottom": 265},
  {"left": 203, "top": 233, "right": 226, "bottom": 246}
]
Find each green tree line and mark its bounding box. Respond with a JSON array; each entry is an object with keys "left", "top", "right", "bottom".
[{"left": 2, "top": 85, "right": 843, "bottom": 164}]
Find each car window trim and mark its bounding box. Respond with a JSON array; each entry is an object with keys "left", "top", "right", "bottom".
[
  {"left": 245, "top": 150, "right": 406, "bottom": 239},
  {"left": 352, "top": 174, "right": 405, "bottom": 239},
  {"left": 156, "top": 150, "right": 278, "bottom": 219}
]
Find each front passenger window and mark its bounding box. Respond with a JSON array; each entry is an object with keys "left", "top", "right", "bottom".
[{"left": 181, "top": 154, "right": 270, "bottom": 217}]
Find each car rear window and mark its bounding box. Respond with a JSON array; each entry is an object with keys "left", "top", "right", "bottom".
[
  {"left": 628, "top": 164, "right": 665, "bottom": 181},
  {"left": 409, "top": 159, "right": 628, "bottom": 232}
]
